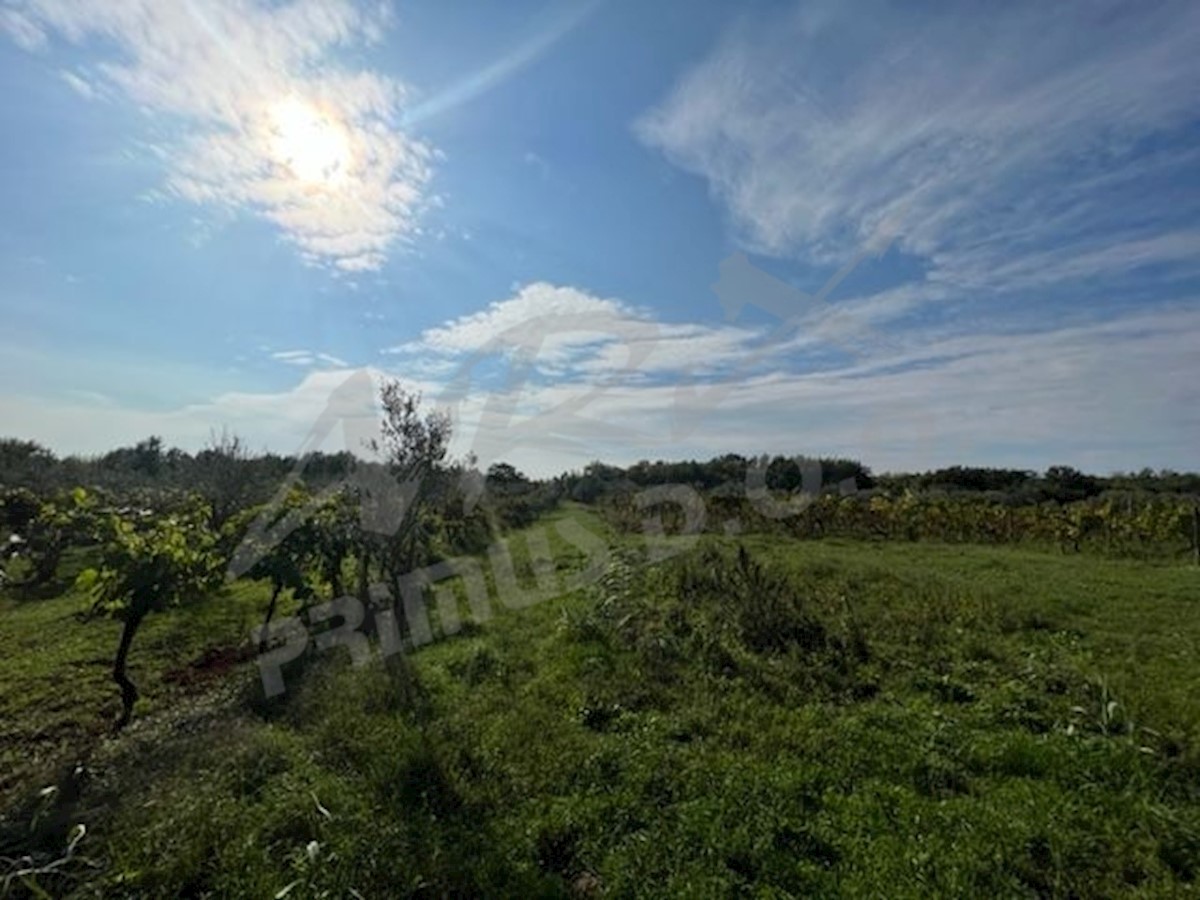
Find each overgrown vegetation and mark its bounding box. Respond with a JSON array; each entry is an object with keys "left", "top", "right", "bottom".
[
  {"left": 2, "top": 501, "right": 1198, "bottom": 897},
  {"left": 2, "top": 427, "right": 1199, "bottom": 896}
]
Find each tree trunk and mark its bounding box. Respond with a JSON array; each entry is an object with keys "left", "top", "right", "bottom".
[
  {"left": 258, "top": 583, "right": 283, "bottom": 654},
  {"left": 112, "top": 612, "right": 145, "bottom": 732},
  {"left": 356, "top": 549, "right": 370, "bottom": 602},
  {"left": 31, "top": 544, "right": 62, "bottom": 586},
  {"left": 328, "top": 559, "right": 344, "bottom": 599}
]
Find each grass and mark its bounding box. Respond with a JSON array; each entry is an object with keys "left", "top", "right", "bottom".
[
  {"left": 2, "top": 505, "right": 1199, "bottom": 897},
  {"left": 0, "top": 557, "right": 274, "bottom": 811}
]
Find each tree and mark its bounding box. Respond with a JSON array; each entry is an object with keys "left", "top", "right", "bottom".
[
  {"left": 130, "top": 436, "right": 165, "bottom": 477},
  {"left": 485, "top": 462, "right": 527, "bottom": 489},
  {"left": 1042, "top": 465, "right": 1100, "bottom": 503},
  {"left": 194, "top": 428, "right": 257, "bottom": 529},
  {"left": 1, "top": 487, "right": 42, "bottom": 583},
  {"left": 481, "top": 461, "right": 557, "bottom": 530},
  {"left": 367, "top": 380, "right": 453, "bottom": 591},
  {"left": 0, "top": 439, "right": 56, "bottom": 491},
  {"left": 77, "top": 505, "right": 221, "bottom": 730},
  {"left": 569, "top": 473, "right": 606, "bottom": 504}
]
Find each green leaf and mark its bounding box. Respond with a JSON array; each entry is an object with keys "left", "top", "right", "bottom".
[{"left": 74, "top": 567, "right": 99, "bottom": 592}]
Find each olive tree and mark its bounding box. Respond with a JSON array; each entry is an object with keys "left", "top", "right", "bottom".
[{"left": 363, "top": 380, "right": 453, "bottom": 593}]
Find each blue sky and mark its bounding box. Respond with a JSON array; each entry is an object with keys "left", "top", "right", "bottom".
[{"left": 1, "top": 0, "right": 1198, "bottom": 476}]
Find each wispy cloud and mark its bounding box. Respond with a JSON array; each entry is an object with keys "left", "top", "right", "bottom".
[
  {"left": 932, "top": 228, "right": 1200, "bottom": 294},
  {"left": 436, "top": 303, "right": 1200, "bottom": 475},
  {"left": 2, "top": 0, "right": 436, "bottom": 270},
  {"left": 59, "top": 68, "right": 95, "bottom": 99},
  {"left": 271, "top": 349, "right": 349, "bottom": 368},
  {"left": 369, "top": 277, "right": 1199, "bottom": 474},
  {"left": 0, "top": 6, "right": 42, "bottom": 49},
  {"left": 635, "top": 0, "right": 1200, "bottom": 297}
]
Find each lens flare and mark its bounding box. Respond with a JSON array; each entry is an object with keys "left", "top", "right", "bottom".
[{"left": 267, "top": 96, "right": 351, "bottom": 185}]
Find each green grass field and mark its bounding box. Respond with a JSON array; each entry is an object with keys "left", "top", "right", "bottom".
[{"left": 2, "top": 505, "right": 1199, "bottom": 897}]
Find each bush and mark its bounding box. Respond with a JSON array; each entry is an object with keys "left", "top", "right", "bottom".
[{"left": 679, "top": 544, "right": 826, "bottom": 655}]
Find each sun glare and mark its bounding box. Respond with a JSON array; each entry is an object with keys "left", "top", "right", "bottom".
[{"left": 267, "top": 96, "right": 352, "bottom": 185}]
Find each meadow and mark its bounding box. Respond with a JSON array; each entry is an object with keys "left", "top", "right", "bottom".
[{"left": 2, "top": 503, "right": 1198, "bottom": 897}]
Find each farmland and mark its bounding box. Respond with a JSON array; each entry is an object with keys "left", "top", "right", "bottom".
[
  {"left": 5, "top": 2, "right": 1200, "bottom": 895},
  {"left": 2, "top": 494, "right": 1198, "bottom": 897}
]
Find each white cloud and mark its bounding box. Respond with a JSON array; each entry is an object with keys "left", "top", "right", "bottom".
[
  {"left": 59, "top": 69, "right": 94, "bottom": 98},
  {"left": 635, "top": 0, "right": 1200, "bottom": 293},
  {"left": 270, "top": 348, "right": 350, "bottom": 368},
  {"left": 363, "top": 278, "right": 1199, "bottom": 474},
  {"left": 5, "top": 301, "right": 1198, "bottom": 476},
  {"left": 930, "top": 228, "right": 1200, "bottom": 294},
  {"left": 438, "top": 304, "right": 1200, "bottom": 476},
  {"left": 0, "top": 6, "right": 44, "bottom": 49},
  {"left": 388, "top": 283, "right": 646, "bottom": 360},
  {"left": 3, "top": 0, "right": 436, "bottom": 270},
  {"left": 386, "top": 281, "right": 766, "bottom": 379}
]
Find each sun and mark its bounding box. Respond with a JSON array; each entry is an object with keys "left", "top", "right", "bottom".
[{"left": 267, "top": 96, "right": 352, "bottom": 185}]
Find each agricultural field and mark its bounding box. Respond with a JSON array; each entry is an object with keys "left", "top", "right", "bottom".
[
  {"left": 2, "top": 503, "right": 1198, "bottom": 898},
  {"left": 4, "top": 1, "right": 1200, "bottom": 896}
]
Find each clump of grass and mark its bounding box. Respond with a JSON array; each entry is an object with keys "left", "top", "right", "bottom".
[
  {"left": 679, "top": 544, "right": 827, "bottom": 655},
  {"left": 566, "top": 542, "right": 878, "bottom": 706}
]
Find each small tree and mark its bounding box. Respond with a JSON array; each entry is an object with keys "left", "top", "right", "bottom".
[
  {"left": 78, "top": 506, "right": 221, "bottom": 730},
  {"left": 485, "top": 462, "right": 527, "bottom": 490},
  {"left": 195, "top": 428, "right": 257, "bottom": 529},
  {"left": 367, "top": 380, "right": 453, "bottom": 590}
]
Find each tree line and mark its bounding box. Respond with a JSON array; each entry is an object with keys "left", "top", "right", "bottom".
[{"left": 559, "top": 457, "right": 1200, "bottom": 506}]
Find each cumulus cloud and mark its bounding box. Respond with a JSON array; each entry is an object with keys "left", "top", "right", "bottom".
[
  {"left": 385, "top": 281, "right": 766, "bottom": 380},
  {"left": 2, "top": 0, "right": 436, "bottom": 270},
  {"left": 635, "top": 0, "right": 1200, "bottom": 295}
]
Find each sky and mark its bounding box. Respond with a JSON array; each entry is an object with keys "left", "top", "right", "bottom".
[{"left": 0, "top": 0, "right": 1198, "bottom": 477}]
